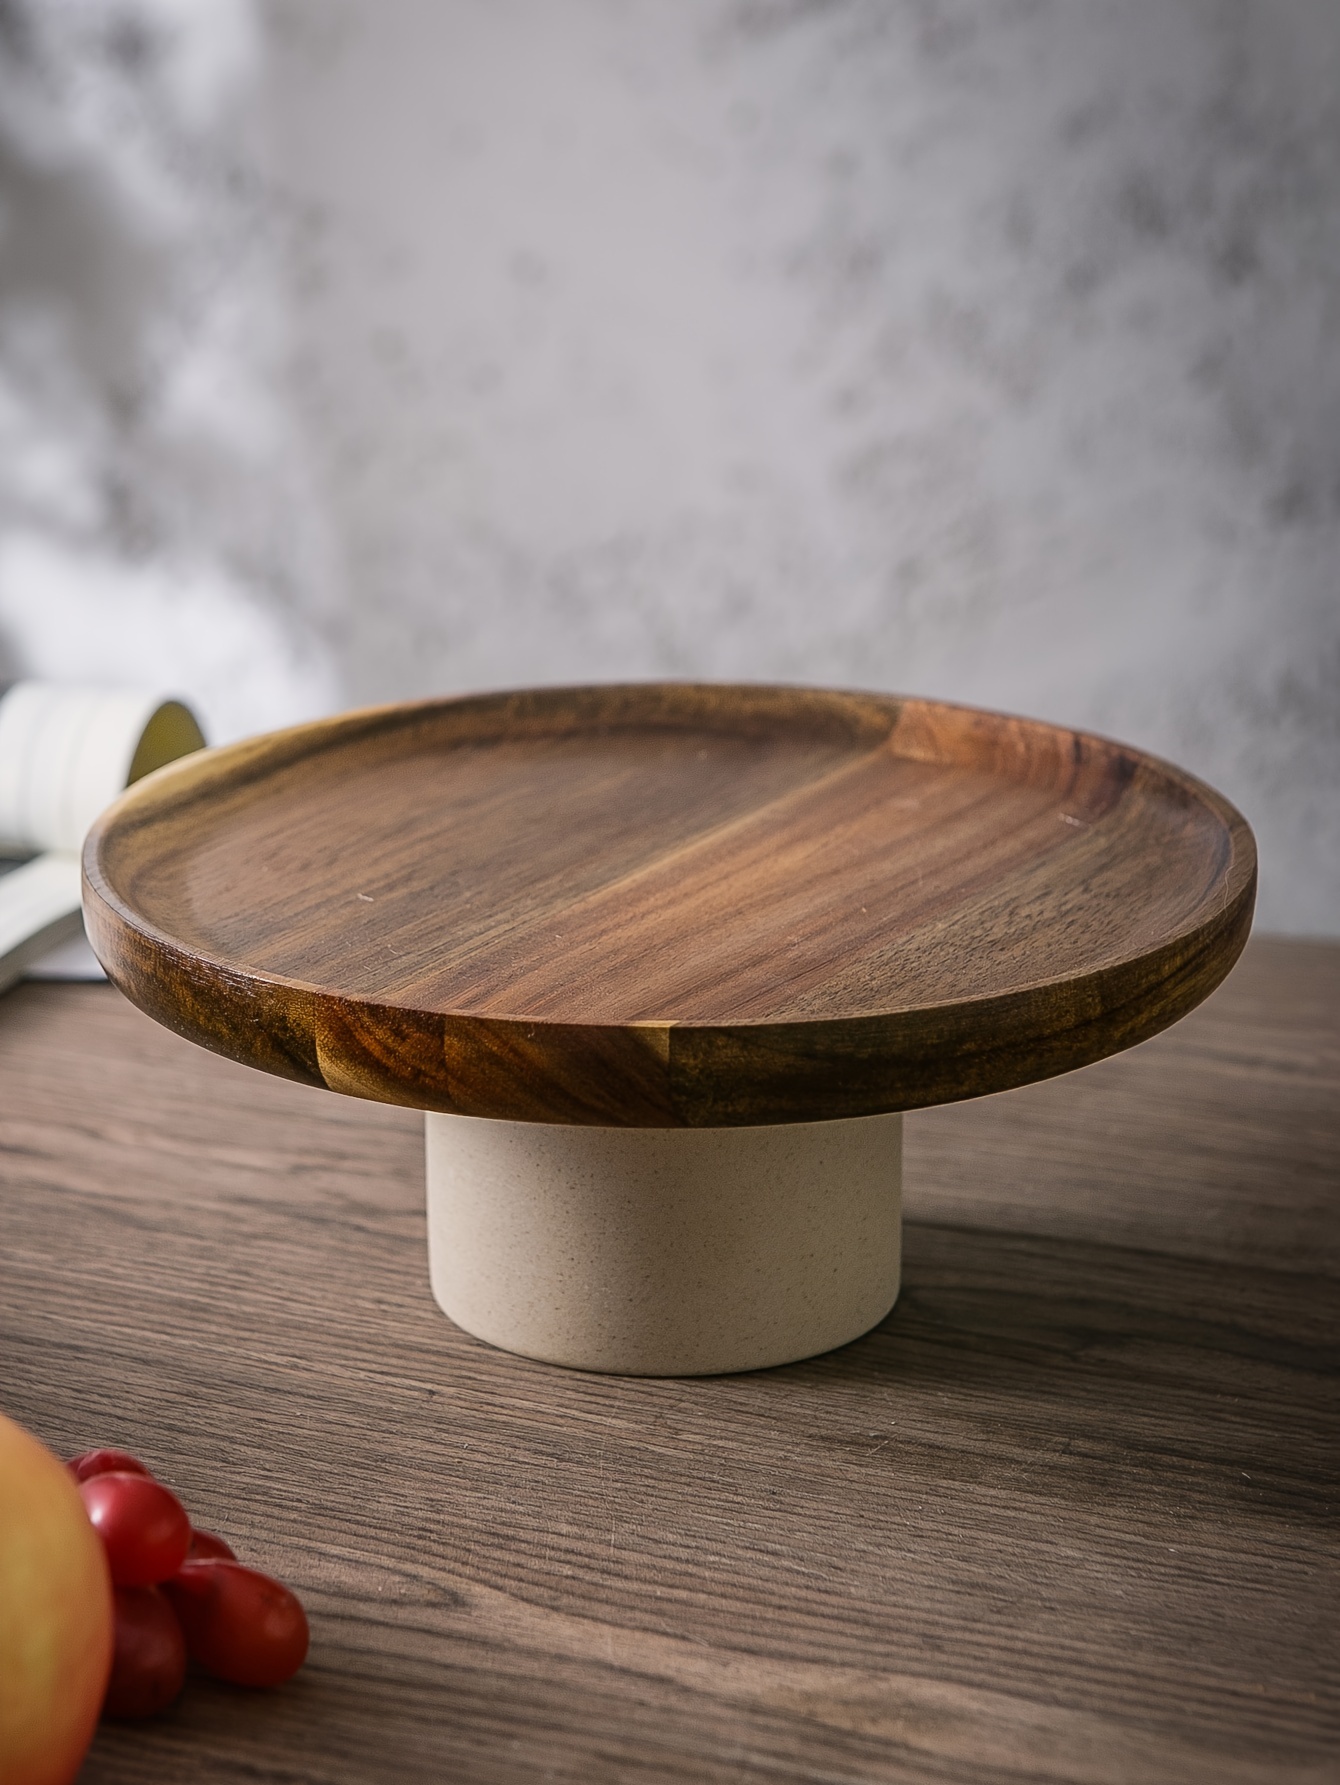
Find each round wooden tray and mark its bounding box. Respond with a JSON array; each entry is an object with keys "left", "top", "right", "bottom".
[{"left": 83, "top": 684, "right": 1255, "bottom": 1129}]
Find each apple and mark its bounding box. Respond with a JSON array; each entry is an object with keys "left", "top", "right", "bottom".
[{"left": 0, "top": 1410, "right": 114, "bottom": 1785}]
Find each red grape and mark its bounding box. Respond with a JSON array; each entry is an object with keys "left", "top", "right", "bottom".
[
  {"left": 80, "top": 1472, "right": 191, "bottom": 1587},
  {"left": 164, "top": 1560, "right": 308, "bottom": 1688},
  {"left": 68, "top": 1448, "right": 151, "bottom": 1484},
  {"left": 103, "top": 1585, "right": 186, "bottom": 1718},
  {"left": 187, "top": 1527, "right": 236, "bottom": 1562}
]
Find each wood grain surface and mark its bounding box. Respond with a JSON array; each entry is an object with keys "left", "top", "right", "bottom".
[
  {"left": 1, "top": 936, "right": 1335, "bottom": 1784},
  {"left": 83, "top": 685, "right": 1256, "bottom": 1126}
]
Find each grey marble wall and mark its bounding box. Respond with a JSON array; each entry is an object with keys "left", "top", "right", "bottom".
[
  {"left": 0, "top": 0, "right": 338, "bottom": 736},
  {"left": 269, "top": 0, "right": 1338, "bottom": 933},
  {"left": 1, "top": 3, "right": 1335, "bottom": 932}
]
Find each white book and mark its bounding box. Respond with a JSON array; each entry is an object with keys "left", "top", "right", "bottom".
[{"left": 0, "top": 683, "right": 205, "bottom": 995}]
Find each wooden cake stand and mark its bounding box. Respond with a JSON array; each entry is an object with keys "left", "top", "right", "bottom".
[{"left": 82, "top": 685, "right": 1255, "bottom": 1376}]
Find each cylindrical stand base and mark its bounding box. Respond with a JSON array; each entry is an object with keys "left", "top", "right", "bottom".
[{"left": 425, "top": 1111, "right": 902, "bottom": 1376}]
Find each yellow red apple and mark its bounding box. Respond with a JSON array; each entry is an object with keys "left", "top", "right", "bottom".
[{"left": 0, "top": 1410, "right": 113, "bottom": 1785}]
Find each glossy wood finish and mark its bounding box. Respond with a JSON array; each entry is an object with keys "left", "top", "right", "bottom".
[
  {"left": 1, "top": 941, "right": 1334, "bottom": 1783},
  {"left": 83, "top": 685, "right": 1255, "bottom": 1125}
]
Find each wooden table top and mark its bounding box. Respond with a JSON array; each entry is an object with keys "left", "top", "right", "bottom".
[
  {"left": 3, "top": 935, "right": 1335, "bottom": 1784},
  {"left": 84, "top": 685, "right": 1255, "bottom": 1125}
]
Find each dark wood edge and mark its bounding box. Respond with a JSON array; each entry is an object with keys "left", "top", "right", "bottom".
[{"left": 82, "top": 684, "right": 1258, "bottom": 1127}]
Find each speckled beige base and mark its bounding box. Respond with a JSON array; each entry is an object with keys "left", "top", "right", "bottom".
[{"left": 424, "top": 1111, "right": 902, "bottom": 1375}]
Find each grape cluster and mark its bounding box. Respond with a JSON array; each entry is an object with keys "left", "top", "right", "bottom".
[{"left": 69, "top": 1448, "right": 309, "bottom": 1719}]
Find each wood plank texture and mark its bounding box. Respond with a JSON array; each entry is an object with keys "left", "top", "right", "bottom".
[
  {"left": 83, "top": 685, "right": 1256, "bottom": 1125},
  {"left": 1, "top": 936, "right": 1335, "bottom": 1783}
]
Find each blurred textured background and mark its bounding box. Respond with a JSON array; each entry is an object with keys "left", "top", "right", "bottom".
[{"left": 0, "top": 0, "right": 1336, "bottom": 930}]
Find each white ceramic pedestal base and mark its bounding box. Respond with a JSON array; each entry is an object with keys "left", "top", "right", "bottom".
[{"left": 425, "top": 1110, "right": 902, "bottom": 1376}]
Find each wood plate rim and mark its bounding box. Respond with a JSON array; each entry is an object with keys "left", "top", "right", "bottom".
[{"left": 82, "top": 683, "right": 1257, "bottom": 1127}]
